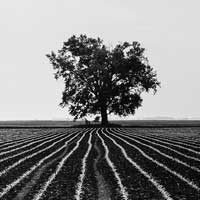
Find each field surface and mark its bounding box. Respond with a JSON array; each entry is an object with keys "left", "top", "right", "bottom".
[
  {"left": 0, "top": 120, "right": 200, "bottom": 128},
  {"left": 0, "top": 127, "right": 200, "bottom": 199}
]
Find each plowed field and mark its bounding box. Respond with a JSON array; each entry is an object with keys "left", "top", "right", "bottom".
[{"left": 0, "top": 128, "right": 200, "bottom": 199}]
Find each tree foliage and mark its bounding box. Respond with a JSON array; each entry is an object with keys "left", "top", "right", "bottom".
[{"left": 47, "top": 34, "right": 160, "bottom": 124}]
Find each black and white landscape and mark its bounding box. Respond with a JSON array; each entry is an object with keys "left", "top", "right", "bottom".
[
  {"left": 1, "top": 1, "right": 200, "bottom": 199},
  {"left": 0, "top": 126, "right": 200, "bottom": 199}
]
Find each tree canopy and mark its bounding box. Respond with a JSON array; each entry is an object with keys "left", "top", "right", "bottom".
[{"left": 47, "top": 34, "right": 160, "bottom": 125}]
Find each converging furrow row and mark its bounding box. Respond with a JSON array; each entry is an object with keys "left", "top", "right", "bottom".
[{"left": 0, "top": 128, "right": 199, "bottom": 199}]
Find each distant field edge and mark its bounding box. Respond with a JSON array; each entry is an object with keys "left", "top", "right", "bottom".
[{"left": 0, "top": 120, "right": 200, "bottom": 129}]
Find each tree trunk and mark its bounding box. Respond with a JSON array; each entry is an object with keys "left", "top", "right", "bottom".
[{"left": 101, "top": 105, "right": 108, "bottom": 125}]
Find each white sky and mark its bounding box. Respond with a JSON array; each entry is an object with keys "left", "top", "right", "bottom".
[{"left": 0, "top": 0, "right": 200, "bottom": 120}]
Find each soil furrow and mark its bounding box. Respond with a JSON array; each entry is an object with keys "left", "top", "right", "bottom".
[{"left": 93, "top": 134, "right": 111, "bottom": 200}]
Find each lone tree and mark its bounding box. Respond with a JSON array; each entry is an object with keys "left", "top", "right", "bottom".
[{"left": 47, "top": 35, "right": 160, "bottom": 125}]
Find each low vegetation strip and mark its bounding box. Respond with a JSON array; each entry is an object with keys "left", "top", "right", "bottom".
[
  {"left": 122, "top": 129, "right": 200, "bottom": 162},
  {"left": 0, "top": 130, "right": 69, "bottom": 156},
  {"left": 0, "top": 129, "right": 84, "bottom": 199},
  {"left": 0, "top": 129, "right": 50, "bottom": 145},
  {"left": 124, "top": 128, "right": 200, "bottom": 149},
  {"left": 0, "top": 130, "right": 74, "bottom": 162},
  {"left": 103, "top": 129, "right": 173, "bottom": 200},
  {"left": 132, "top": 131, "right": 200, "bottom": 151},
  {"left": 0, "top": 130, "right": 80, "bottom": 177},
  {"left": 108, "top": 130, "right": 200, "bottom": 191},
  {"left": 0, "top": 128, "right": 66, "bottom": 149},
  {"left": 13, "top": 130, "right": 78, "bottom": 200},
  {"left": 97, "top": 130, "right": 129, "bottom": 200},
  {"left": 93, "top": 133, "right": 111, "bottom": 200},
  {"left": 111, "top": 129, "right": 200, "bottom": 173},
  {"left": 0, "top": 127, "right": 199, "bottom": 199},
  {"left": 142, "top": 134, "right": 200, "bottom": 149},
  {"left": 0, "top": 131, "right": 68, "bottom": 163},
  {"left": 32, "top": 130, "right": 87, "bottom": 200},
  {"left": 74, "top": 130, "right": 93, "bottom": 200}
]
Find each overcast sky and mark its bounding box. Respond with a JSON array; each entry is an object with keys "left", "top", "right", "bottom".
[{"left": 0, "top": 0, "right": 200, "bottom": 120}]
